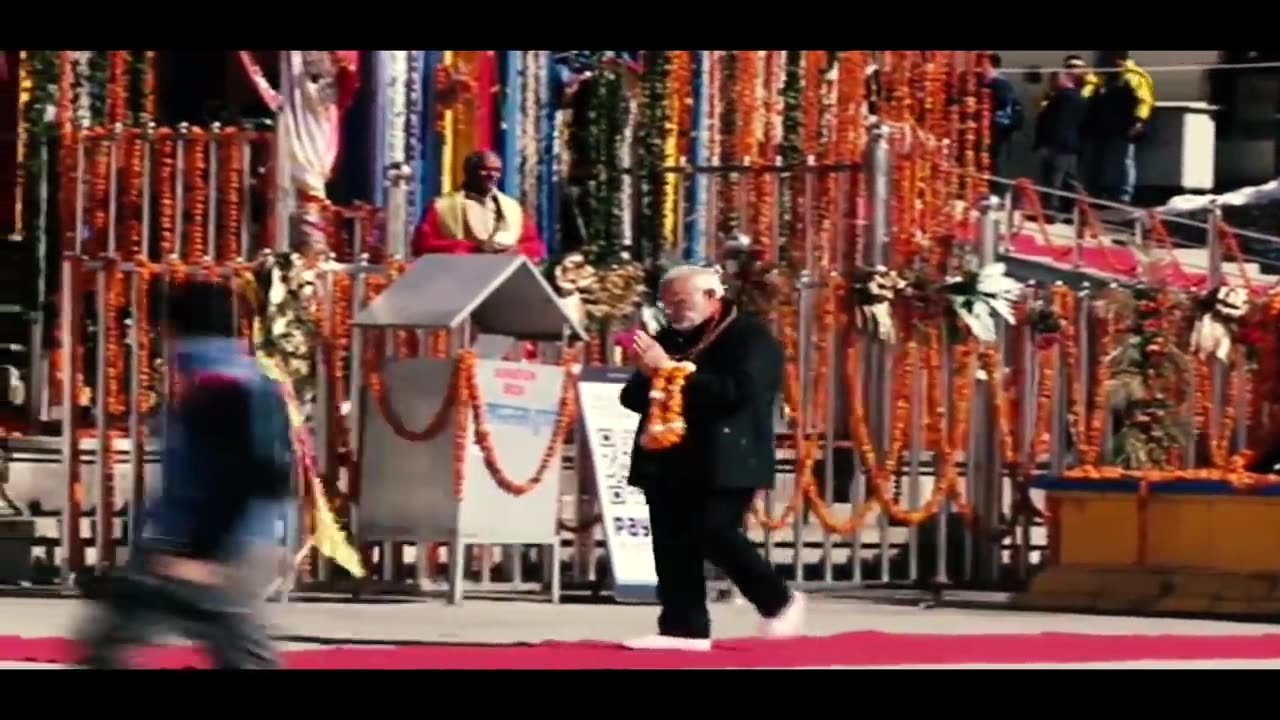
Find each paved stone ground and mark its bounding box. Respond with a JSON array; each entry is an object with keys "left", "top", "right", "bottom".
[{"left": 1, "top": 594, "right": 1278, "bottom": 668}]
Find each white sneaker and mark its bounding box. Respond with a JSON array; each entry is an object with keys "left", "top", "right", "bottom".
[
  {"left": 758, "top": 592, "right": 806, "bottom": 638},
  {"left": 621, "top": 635, "right": 713, "bottom": 652}
]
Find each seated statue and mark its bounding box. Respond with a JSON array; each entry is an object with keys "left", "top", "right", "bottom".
[{"left": 411, "top": 149, "right": 545, "bottom": 262}]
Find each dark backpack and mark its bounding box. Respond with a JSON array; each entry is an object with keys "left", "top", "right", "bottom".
[{"left": 994, "top": 93, "right": 1025, "bottom": 133}]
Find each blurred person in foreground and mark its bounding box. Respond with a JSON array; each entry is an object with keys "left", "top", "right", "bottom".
[
  {"left": 619, "top": 265, "right": 803, "bottom": 652},
  {"left": 75, "top": 280, "right": 294, "bottom": 669},
  {"left": 1033, "top": 71, "right": 1088, "bottom": 219}
]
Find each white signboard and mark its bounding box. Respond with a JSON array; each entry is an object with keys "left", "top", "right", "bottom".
[{"left": 576, "top": 368, "right": 658, "bottom": 603}]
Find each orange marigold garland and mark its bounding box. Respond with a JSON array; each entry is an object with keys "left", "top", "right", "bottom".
[
  {"left": 332, "top": 272, "right": 353, "bottom": 390},
  {"left": 639, "top": 362, "right": 696, "bottom": 450},
  {"left": 135, "top": 266, "right": 156, "bottom": 414},
  {"left": 753, "top": 51, "right": 783, "bottom": 254},
  {"left": 123, "top": 128, "right": 144, "bottom": 260},
  {"left": 106, "top": 51, "right": 128, "bottom": 126},
  {"left": 218, "top": 126, "right": 243, "bottom": 262},
  {"left": 154, "top": 128, "right": 177, "bottom": 259},
  {"left": 461, "top": 350, "right": 580, "bottom": 498},
  {"left": 715, "top": 51, "right": 739, "bottom": 240},
  {"left": 143, "top": 51, "right": 156, "bottom": 119},
  {"left": 185, "top": 126, "right": 209, "bottom": 262},
  {"left": 976, "top": 51, "right": 993, "bottom": 204},
  {"left": 104, "top": 264, "right": 127, "bottom": 418},
  {"left": 361, "top": 272, "right": 392, "bottom": 400},
  {"left": 88, "top": 128, "right": 110, "bottom": 256}
]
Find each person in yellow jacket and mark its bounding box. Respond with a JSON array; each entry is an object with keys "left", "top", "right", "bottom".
[
  {"left": 1038, "top": 55, "right": 1099, "bottom": 108},
  {"left": 1085, "top": 51, "right": 1155, "bottom": 204}
]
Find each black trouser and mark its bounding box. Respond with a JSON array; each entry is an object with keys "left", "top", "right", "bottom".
[
  {"left": 989, "top": 132, "right": 1014, "bottom": 199},
  {"left": 77, "top": 567, "right": 278, "bottom": 669},
  {"left": 1039, "top": 151, "right": 1080, "bottom": 217},
  {"left": 644, "top": 482, "right": 792, "bottom": 639}
]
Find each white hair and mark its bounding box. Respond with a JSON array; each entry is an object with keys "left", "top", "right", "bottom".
[{"left": 660, "top": 265, "right": 725, "bottom": 299}]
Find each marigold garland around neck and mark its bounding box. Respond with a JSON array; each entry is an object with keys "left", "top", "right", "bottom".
[{"left": 640, "top": 362, "right": 697, "bottom": 450}]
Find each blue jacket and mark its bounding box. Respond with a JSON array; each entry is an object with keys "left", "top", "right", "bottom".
[{"left": 142, "top": 336, "right": 294, "bottom": 560}]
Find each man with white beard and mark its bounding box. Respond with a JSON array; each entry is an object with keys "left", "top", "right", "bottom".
[{"left": 619, "top": 265, "right": 803, "bottom": 652}]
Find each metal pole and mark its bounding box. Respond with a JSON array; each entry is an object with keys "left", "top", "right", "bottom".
[
  {"left": 935, "top": 322, "right": 952, "bottom": 586},
  {"left": 205, "top": 123, "right": 220, "bottom": 261},
  {"left": 1049, "top": 283, "right": 1068, "bottom": 476},
  {"left": 1070, "top": 200, "right": 1083, "bottom": 270},
  {"left": 239, "top": 122, "right": 253, "bottom": 260},
  {"left": 29, "top": 140, "right": 50, "bottom": 428},
  {"left": 1077, "top": 283, "right": 1093, "bottom": 464},
  {"left": 315, "top": 269, "right": 334, "bottom": 584},
  {"left": 275, "top": 52, "right": 295, "bottom": 254},
  {"left": 73, "top": 124, "right": 87, "bottom": 257},
  {"left": 864, "top": 123, "right": 892, "bottom": 582},
  {"left": 1101, "top": 284, "right": 1118, "bottom": 462},
  {"left": 974, "top": 195, "right": 1004, "bottom": 587},
  {"left": 822, "top": 169, "right": 846, "bottom": 584},
  {"left": 1206, "top": 207, "right": 1226, "bottom": 450},
  {"left": 107, "top": 125, "right": 121, "bottom": 256},
  {"left": 860, "top": 121, "right": 890, "bottom": 584},
  {"left": 347, "top": 264, "right": 367, "bottom": 552},
  {"left": 906, "top": 339, "right": 924, "bottom": 583},
  {"left": 448, "top": 319, "right": 471, "bottom": 606},
  {"left": 794, "top": 157, "right": 816, "bottom": 583},
  {"left": 140, "top": 123, "right": 154, "bottom": 263},
  {"left": 128, "top": 269, "right": 145, "bottom": 551},
  {"left": 383, "top": 167, "right": 398, "bottom": 259},
  {"left": 1016, "top": 283, "right": 1038, "bottom": 580},
  {"left": 173, "top": 125, "right": 187, "bottom": 260},
  {"left": 95, "top": 264, "right": 111, "bottom": 571},
  {"left": 59, "top": 256, "right": 81, "bottom": 586}
]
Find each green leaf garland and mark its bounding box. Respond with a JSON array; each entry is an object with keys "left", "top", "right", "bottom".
[
  {"left": 635, "top": 50, "right": 669, "bottom": 265},
  {"left": 20, "top": 51, "right": 60, "bottom": 247},
  {"left": 715, "top": 52, "right": 737, "bottom": 241},
  {"left": 778, "top": 51, "right": 803, "bottom": 271},
  {"left": 87, "top": 51, "right": 109, "bottom": 126}
]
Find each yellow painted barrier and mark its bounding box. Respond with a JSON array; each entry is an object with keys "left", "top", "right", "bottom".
[{"left": 1022, "top": 477, "right": 1280, "bottom": 616}]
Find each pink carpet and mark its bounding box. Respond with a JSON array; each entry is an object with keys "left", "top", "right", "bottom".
[{"left": 7, "top": 631, "right": 1280, "bottom": 668}]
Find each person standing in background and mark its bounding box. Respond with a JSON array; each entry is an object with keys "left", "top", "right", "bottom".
[
  {"left": 982, "top": 53, "right": 1023, "bottom": 199},
  {"left": 1039, "top": 54, "right": 1099, "bottom": 109},
  {"left": 1085, "top": 51, "right": 1155, "bottom": 204},
  {"left": 1033, "top": 71, "right": 1088, "bottom": 219}
]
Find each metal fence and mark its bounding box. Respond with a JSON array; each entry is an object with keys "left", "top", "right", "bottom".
[{"left": 13, "top": 114, "right": 1280, "bottom": 599}]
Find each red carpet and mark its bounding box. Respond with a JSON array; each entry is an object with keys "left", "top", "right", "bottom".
[
  {"left": 1006, "top": 232, "right": 1208, "bottom": 290},
  {"left": 6, "top": 631, "right": 1280, "bottom": 668}
]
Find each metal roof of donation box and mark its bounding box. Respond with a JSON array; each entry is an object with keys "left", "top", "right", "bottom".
[{"left": 353, "top": 254, "right": 587, "bottom": 342}]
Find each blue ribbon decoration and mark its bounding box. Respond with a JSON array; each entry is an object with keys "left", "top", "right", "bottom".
[
  {"left": 370, "top": 52, "right": 388, "bottom": 208},
  {"left": 405, "top": 50, "right": 425, "bottom": 237},
  {"left": 685, "top": 51, "right": 710, "bottom": 263},
  {"left": 419, "top": 51, "right": 442, "bottom": 217},
  {"left": 540, "top": 52, "right": 557, "bottom": 257},
  {"left": 501, "top": 51, "right": 522, "bottom": 198}
]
